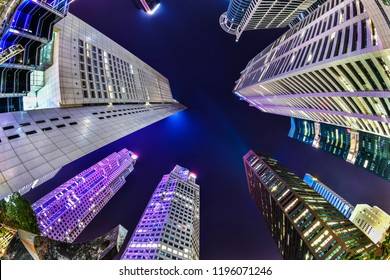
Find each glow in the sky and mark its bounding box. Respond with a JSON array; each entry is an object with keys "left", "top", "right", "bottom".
[{"left": 147, "top": 3, "right": 160, "bottom": 15}]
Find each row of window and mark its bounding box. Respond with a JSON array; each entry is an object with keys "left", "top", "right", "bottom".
[
  {"left": 1, "top": 121, "right": 78, "bottom": 142},
  {"left": 1, "top": 116, "right": 72, "bottom": 131}
]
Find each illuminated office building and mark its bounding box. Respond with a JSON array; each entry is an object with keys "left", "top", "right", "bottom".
[
  {"left": 0, "top": 13, "right": 185, "bottom": 200},
  {"left": 289, "top": 118, "right": 390, "bottom": 181},
  {"left": 121, "top": 165, "right": 200, "bottom": 260},
  {"left": 235, "top": 0, "right": 390, "bottom": 138},
  {"left": 32, "top": 149, "right": 137, "bottom": 242},
  {"left": 303, "top": 174, "right": 354, "bottom": 219},
  {"left": 0, "top": 0, "right": 70, "bottom": 112},
  {"left": 243, "top": 150, "right": 377, "bottom": 260},
  {"left": 132, "top": 0, "right": 161, "bottom": 15},
  {"left": 350, "top": 204, "right": 390, "bottom": 244}
]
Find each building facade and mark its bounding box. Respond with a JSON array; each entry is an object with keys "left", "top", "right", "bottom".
[
  {"left": 219, "top": 0, "right": 252, "bottom": 35},
  {"left": 32, "top": 149, "right": 136, "bottom": 242},
  {"left": 303, "top": 173, "right": 354, "bottom": 218},
  {"left": 235, "top": 0, "right": 390, "bottom": 138},
  {"left": 350, "top": 204, "right": 390, "bottom": 244},
  {"left": 220, "top": 0, "right": 327, "bottom": 40},
  {"left": 121, "top": 165, "right": 200, "bottom": 260},
  {"left": 0, "top": 0, "right": 70, "bottom": 112},
  {"left": 243, "top": 150, "right": 377, "bottom": 260},
  {"left": 26, "top": 13, "right": 175, "bottom": 110},
  {"left": 235, "top": 0, "right": 321, "bottom": 40},
  {"left": 289, "top": 118, "right": 390, "bottom": 181},
  {"left": 0, "top": 13, "right": 185, "bottom": 200},
  {"left": 0, "top": 103, "right": 183, "bottom": 200}
]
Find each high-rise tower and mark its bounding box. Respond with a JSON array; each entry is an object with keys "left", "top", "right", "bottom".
[
  {"left": 350, "top": 204, "right": 390, "bottom": 244},
  {"left": 121, "top": 165, "right": 200, "bottom": 260},
  {"left": 289, "top": 118, "right": 390, "bottom": 181},
  {"left": 243, "top": 150, "right": 377, "bottom": 259},
  {"left": 220, "top": 0, "right": 326, "bottom": 40},
  {"left": 0, "top": 0, "right": 70, "bottom": 112},
  {"left": 219, "top": 0, "right": 252, "bottom": 35},
  {"left": 0, "top": 14, "right": 185, "bottom": 200},
  {"left": 32, "top": 149, "right": 137, "bottom": 242},
  {"left": 235, "top": 0, "right": 390, "bottom": 138}
]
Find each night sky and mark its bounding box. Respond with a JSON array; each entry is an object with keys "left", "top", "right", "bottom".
[{"left": 25, "top": 0, "right": 390, "bottom": 260}]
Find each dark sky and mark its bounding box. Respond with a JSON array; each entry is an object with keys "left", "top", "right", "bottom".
[{"left": 25, "top": 0, "right": 390, "bottom": 260}]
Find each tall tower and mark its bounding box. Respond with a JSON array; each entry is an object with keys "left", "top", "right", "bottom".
[
  {"left": 243, "top": 150, "right": 377, "bottom": 260},
  {"left": 350, "top": 204, "right": 390, "bottom": 244},
  {"left": 0, "top": 13, "right": 185, "bottom": 200},
  {"left": 219, "top": 0, "right": 252, "bottom": 35},
  {"left": 121, "top": 165, "right": 200, "bottom": 260},
  {"left": 220, "top": 0, "right": 325, "bottom": 40},
  {"left": 234, "top": 0, "right": 390, "bottom": 138},
  {"left": 303, "top": 174, "right": 354, "bottom": 219},
  {"left": 32, "top": 149, "right": 137, "bottom": 242},
  {"left": 289, "top": 118, "right": 390, "bottom": 181},
  {"left": 0, "top": 0, "right": 70, "bottom": 112}
]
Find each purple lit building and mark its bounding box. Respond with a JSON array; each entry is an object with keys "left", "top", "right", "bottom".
[
  {"left": 121, "top": 165, "right": 200, "bottom": 260},
  {"left": 32, "top": 149, "right": 137, "bottom": 242}
]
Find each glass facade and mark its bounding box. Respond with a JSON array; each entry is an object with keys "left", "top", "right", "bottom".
[
  {"left": 243, "top": 150, "right": 377, "bottom": 260},
  {"left": 289, "top": 118, "right": 390, "bottom": 181},
  {"left": 0, "top": 0, "right": 69, "bottom": 112}
]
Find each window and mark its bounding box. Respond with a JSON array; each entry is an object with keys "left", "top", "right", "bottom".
[{"left": 3, "top": 125, "right": 14, "bottom": 130}]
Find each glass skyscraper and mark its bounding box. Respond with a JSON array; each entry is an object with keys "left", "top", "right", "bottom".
[
  {"left": 121, "top": 165, "right": 200, "bottom": 260},
  {"left": 0, "top": 0, "right": 70, "bottom": 112},
  {"left": 303, "top": 174, "right": 354, "bottom": 219},
  {"left": 234, "top": 0, "right": 390, "bottom": 138},
  {"left": 243, "top": 150, "right": 377, "bottom": 260},
  {"left": 219, "top": 0, "right": 252, "bottom": 35},
  {"left": 32, "top": 149, "right": 137, "bottom": 242},
  {"left": 289, "top": 118, "right": 390, "bottom": 181}
]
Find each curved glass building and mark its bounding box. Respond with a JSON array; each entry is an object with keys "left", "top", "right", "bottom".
[{"left": 219, "top": 0, "right": 251, "bottom": 35}]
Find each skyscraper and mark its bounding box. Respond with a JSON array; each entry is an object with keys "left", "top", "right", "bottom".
[
  {"left": 350, "top": 204, "right": 390, "bottom": 244},
  {"left": 32, "top": 149, "right": 137, "bottom": 242},
  {"left": 0, "top": 0, "right": 70, "bottom": 112},
  {"left": 121, "top": 165, "right": 200, "bottom": 260},
  {"left": 303, "top": 173, "right": 354, "bottom": 219},
  {"left": 220, "top": 0, "right": 327, "bottom": 40},
  {"left": 132, "top": 0, "right": 161, "bottom": 15},
  {"left": 25, "top": 13, "right": 176, "bottom": 110},
  {"left": 234, "top": 0, "right": 390, "bottom": 138},
  {"left": 289, "top": 118, "right": 390, "bottom": 181},
  {"left": 0, "top": 13, "right": 185, "bottom": 200},
  {"left": 243, "top": 150, "right": 377, "bottom": 260},
  {"left": 219, "top": 0, "right": 252, "bottom": 35}
]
